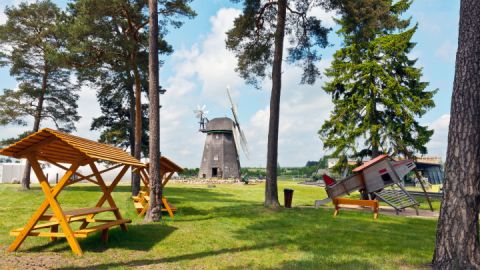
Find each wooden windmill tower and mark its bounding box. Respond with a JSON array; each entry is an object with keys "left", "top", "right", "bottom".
[{"left": 194, "top": 88, "right": 249, "bottom": 179}]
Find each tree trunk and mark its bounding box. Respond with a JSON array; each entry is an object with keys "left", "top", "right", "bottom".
[
  {"left": 433, "top": 1, "right": 480, "bottom": 268},
  {"left": 131, "top": 51, "right": 142, "bottom": 196},
  {"left": 264, "top": 0, "right": 286, "bottom": 208},
  {"left": 144, "top": 0, "right": 162, "bottom": 222},
  {"left": 21, "top": 67, "right": 48, "bottom": 190},
  {"left": 127, "top": 74, "right": 138, "bottom": 195}
]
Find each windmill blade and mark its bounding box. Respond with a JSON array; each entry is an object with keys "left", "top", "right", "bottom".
[
  {"left": 193, "top": 104, "right": 208, "bottom": 119},
  {"left": 226, "top": 87, "right": 240, "bottom": 124},
  {"left": 226, "top": 87, "right": 249, "bottom": 158},
  {"left": 232, "top": 125, "right": 243, "bottom": 157},
  {"left": 238, "top": 126, "right": 250, "bottom": 158}
]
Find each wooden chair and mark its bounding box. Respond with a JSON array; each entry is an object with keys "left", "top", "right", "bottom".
[{"left": 0, "top": 128, "right": 146, "bottom": 256}]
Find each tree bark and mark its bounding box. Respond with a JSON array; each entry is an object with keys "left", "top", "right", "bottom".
[
  {"left": 131, "top": 50, "right": 142, "bottom": 196},
  {"left": 21, "top": 66, "right": 48, "bottom": 190},
  {"left": 433, "top": 1, "right": 480, "bottom": 268},
  {"left": 264, "top": 0, "right": 286, "bottom": 208},
  {"left": 144, "top": 0, "right": 162, "bottom": 222},
  {"left": 127, "top": 74, "right": 138, "bottom": 195}
]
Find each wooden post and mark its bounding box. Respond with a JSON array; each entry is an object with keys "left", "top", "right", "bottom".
[{"left": 414, "top": 168, "right": 434, "bottom": 212}]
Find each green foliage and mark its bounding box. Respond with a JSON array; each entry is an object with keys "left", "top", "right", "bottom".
[
  {"left": 0, "top": 131, "right": 32, "bottom": 148},
  {"left": 319, "top": 0, "right": 436, "bottom": 161},
  {"left": 178, "top": 167, "right": 199, "bottom": 177},
  {"left": 0, "top": 0, "right": 80, "bottom": 132},
  {"left": 66, "top": 0, "right": 196, "bottom": 155},
  {"left": 226, "top": 0, "right": 331, "bottom": 87}
]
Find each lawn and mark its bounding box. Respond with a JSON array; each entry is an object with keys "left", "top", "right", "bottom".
[{"left": 0, "top": 181, "right": 438, "bottom": 269}]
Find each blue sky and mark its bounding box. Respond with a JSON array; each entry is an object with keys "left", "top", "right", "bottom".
[{"left": 0, "top": 0, "right": 458, "bottom": 167}]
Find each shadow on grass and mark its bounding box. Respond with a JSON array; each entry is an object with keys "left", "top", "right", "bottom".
[
  {"left": 226, "top": 206, "right": 436, "bottom": 269},
  {"left": 23, "top": 223, "right": 176, "bottom": 254},
  {"left": 55, "top": 243, "right": 276, "bottom": 270}
]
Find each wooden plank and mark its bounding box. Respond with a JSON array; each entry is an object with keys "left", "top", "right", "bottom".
[
  {"left": 43, "top": 207, "right": 117, "bottom": 220},
  {"left": 15, "top": 136, "right": 57, "bottom": 158},
  {"left": 10, "top": 231, "right": 89, "bottom": 238},
  {"left": 75, "top": 219, "right": 131, "bottom": 235}
]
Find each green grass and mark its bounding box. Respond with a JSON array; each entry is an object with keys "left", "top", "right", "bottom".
[{"left": 0, "top": 181, "right": 437, "bottom": 269}]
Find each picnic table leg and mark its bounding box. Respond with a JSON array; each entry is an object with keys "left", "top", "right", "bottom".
[
  {"left": 373, "top": 201, "right": 379, "bottom": 219},
  {"left": 30, "top": 158, "right": 83, "bottom": 256},
  {"left": 101, "top": 229, "right": 109, "bottom": 243},
  {"left": 333, "top": 199, "right": 339, "bottom": 217},
  {"left": 80, "top": 164, "right": 129, "bottom": 231},
  {"left": 8, "top": 158, "right": 81, "bottom": 254},
  {"left": 162, "top": 197, "right": 174, "bottom": 218},
  {"left": 50, "top": 225, "right": 59, "bottom": 242}
]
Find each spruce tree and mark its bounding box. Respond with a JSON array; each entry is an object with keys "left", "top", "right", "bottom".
[
  {"left": 319, "top": 0, "right": 436, "bottom": 164},
  {"left": 0, "top": 0, "right": 80, "bottom": 190}
]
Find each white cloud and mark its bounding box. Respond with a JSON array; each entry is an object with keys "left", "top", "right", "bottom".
[
  {"left": 435, "top": 41, "right": 457, "bottom": 63},
  {"left": 160, "top": 7, "right": 335, "bottom": 168},
  {"left": 309, "top": 6, "right": 336, "bottom": 28},
  {"left": 425, "top": 114, "right": 450, "bottom": 161},
  {"left": 244, "top": 63, "right": 333, "bottom": 167},
  {"left": 1, "top": 0, "right": 36, "bottom": 24}
]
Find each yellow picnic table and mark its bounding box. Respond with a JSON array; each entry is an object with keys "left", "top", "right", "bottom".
[{"left": 0, "top": 128, "right": 146, "bottom": 256}]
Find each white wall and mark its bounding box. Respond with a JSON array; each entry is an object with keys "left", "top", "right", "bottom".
[{"left": 0, "top": 162, "right": 133, "bottom": 184}]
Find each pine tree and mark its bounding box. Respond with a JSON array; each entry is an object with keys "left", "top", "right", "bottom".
[
  {"left": 0, "top": 0, "right": 80, "bottom": 190},
  {"left": 433, "top": 0, "right": 480, "bottom": 268},
  {"left": 144, "top": 0, "right": 162, "bottom": 222},
  {"left": 226, "top": 0, "right": 330, "bottom": 208},
  {"left": 67, "top": 0, "right": 195, "bottom": 195},
  {"left": 319, "top": 0, "right": 436, "bottom": 164}
]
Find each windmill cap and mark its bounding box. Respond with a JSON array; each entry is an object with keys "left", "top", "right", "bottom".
[{"left": 206, "top": 117, "right": 234, "bottom": 132}]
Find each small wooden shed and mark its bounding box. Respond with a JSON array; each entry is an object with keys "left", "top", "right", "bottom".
[{"left": 0, "top": 128, "right": 146, "bottom": 255}]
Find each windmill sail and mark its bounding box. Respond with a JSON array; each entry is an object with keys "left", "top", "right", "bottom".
[{"left": 226, "top": 87, "right": 249, "bottom": 159}]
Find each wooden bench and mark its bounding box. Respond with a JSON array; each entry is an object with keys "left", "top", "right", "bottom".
[
  {"left": 333, "top": 198, "right": 379, "bottom": 219},
  {"left": 10, "top": 207, "right": 131, "bottom": 242}
]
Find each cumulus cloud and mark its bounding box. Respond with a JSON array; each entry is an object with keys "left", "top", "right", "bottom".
[
  {"left": 425, "top": 114, "right": 450, "bottom": 161},
  {"left": 160, "top": 7, "right": 336, "bottom": 167}
]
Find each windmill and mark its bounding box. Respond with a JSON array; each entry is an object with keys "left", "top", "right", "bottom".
[
  {"left": 196, "top": 88, "right": 249, "bottom": 179},
  {"left": 193, "top": 104, "right": 209, "bottom": 131}
]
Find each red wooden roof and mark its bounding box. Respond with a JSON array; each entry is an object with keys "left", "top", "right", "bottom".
[{"left": 352, "top": 154, "right": 389, "bottom": 172}]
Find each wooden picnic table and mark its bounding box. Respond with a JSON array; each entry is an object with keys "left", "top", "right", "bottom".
[{"left": 0, "top": 128, "right": 146, "bottom": 256}]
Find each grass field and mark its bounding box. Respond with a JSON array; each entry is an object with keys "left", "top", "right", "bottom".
[{"left": 0, "top": 181, "right": 438, "bottom": 269}]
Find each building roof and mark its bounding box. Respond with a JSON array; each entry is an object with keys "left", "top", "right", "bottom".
[
  {"left": 205, "top": 117, "right": 234, "bottom": 132},
  {"left": 352, "top": 154, "right": 389, "bottom": 172},
  {"left": 0, "top": 128, "right": 145, "bottom": 167}
]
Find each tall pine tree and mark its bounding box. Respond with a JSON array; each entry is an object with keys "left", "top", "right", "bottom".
[
  {"left": 226, "top": 0, "right": 330, "bottom": 208},
  {"left": 0, "top": 0, "right": 80, "bottom": 190},
  {"left": 319, "top": 0, "right": 436, "bottom": 164},
  {"left": 67, "top": 0, "right": 195, "bottom": 195}
]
